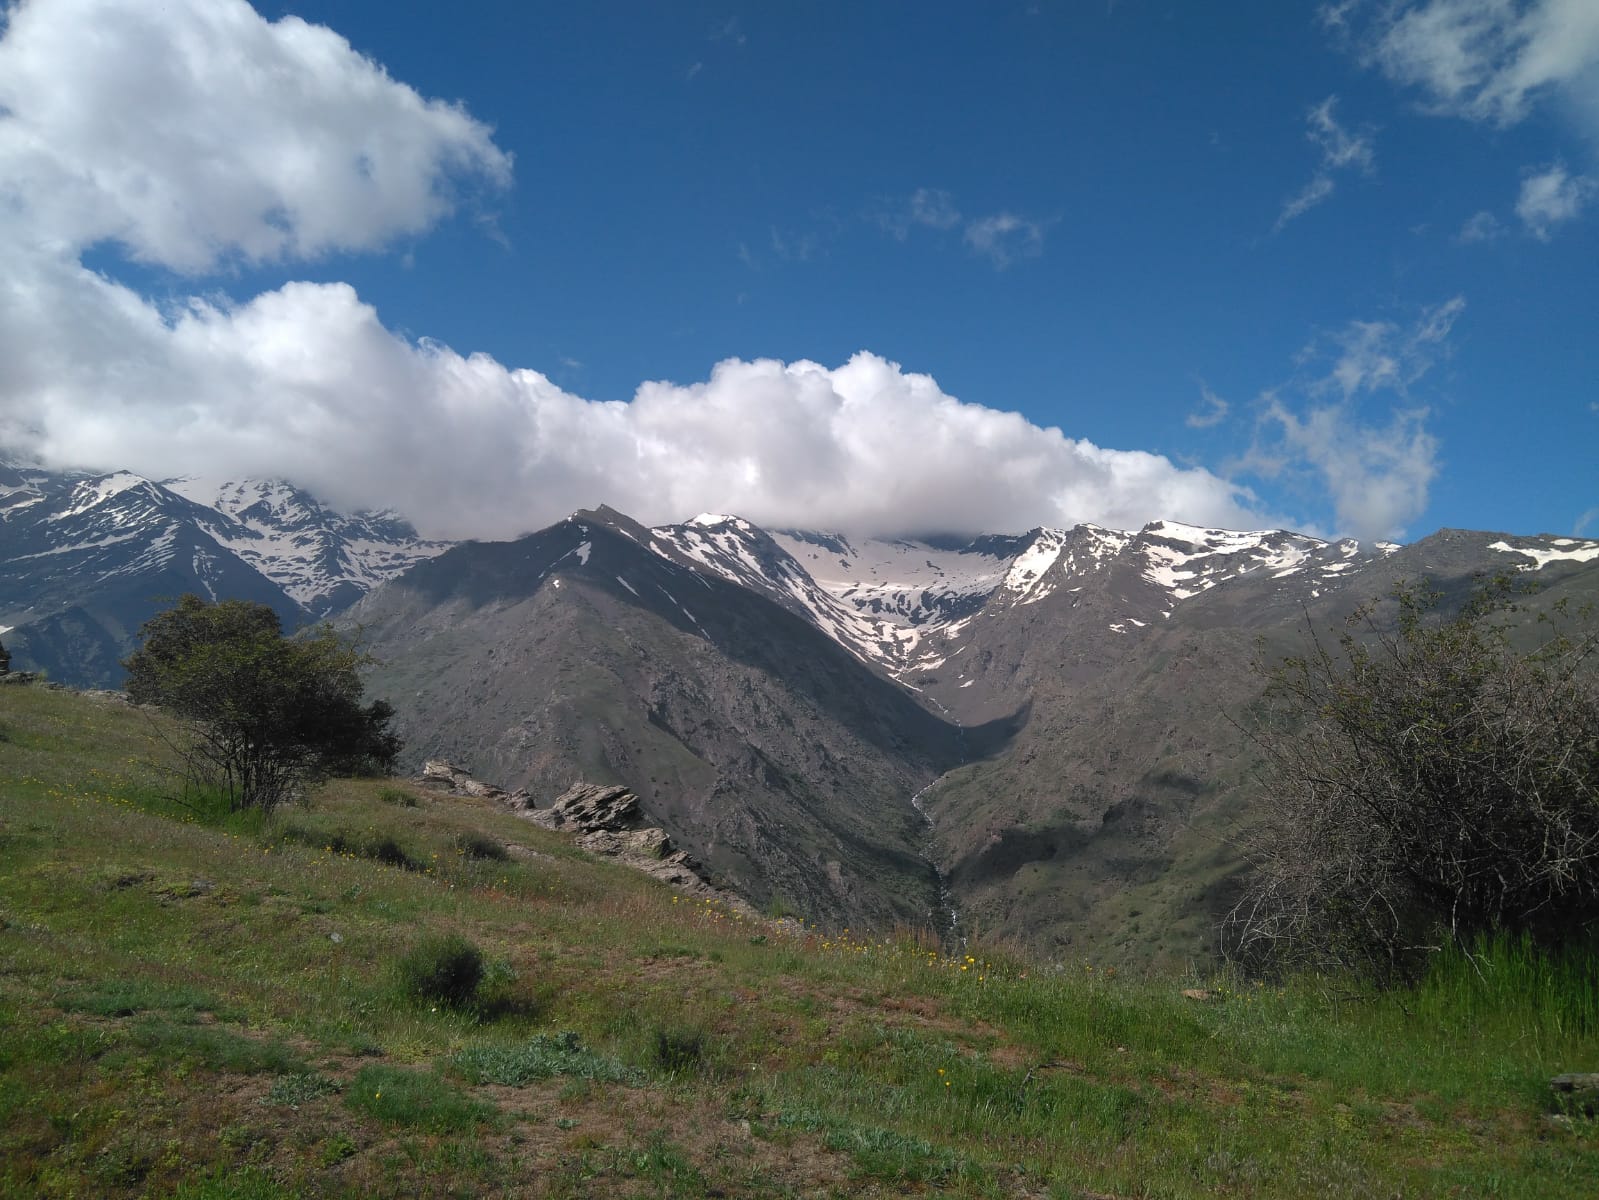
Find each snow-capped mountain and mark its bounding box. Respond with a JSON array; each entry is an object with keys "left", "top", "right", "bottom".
[
  {"left": 636, "top": 512, "right": 1396, "bottom": 683},
  {"left": 164, "top": 476, "right": 450, "bottom": 615},
  {"left": 0, "top": 460, "right": 448, "bottom": 686},
  {"left": 351, "top": 503, "right": 1599, "bottom": 964},
  {"left": 12, "top": 461, "right": 1596, "bottom": 961}
]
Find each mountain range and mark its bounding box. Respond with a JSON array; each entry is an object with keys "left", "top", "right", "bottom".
[
  {"left": 0, "top": 460, "right": 445, "bottom": 685},
  {"left": 6, "top": 457, "right": 1597, "bottom": 962}
]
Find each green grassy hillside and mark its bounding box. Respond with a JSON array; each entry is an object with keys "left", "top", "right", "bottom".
[{"left": 2, "top": 685, "right": 1595, "bottom": 1198}]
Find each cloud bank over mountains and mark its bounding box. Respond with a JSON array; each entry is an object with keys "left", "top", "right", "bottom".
[
  {"left": 0, "top": 0, "right": 1452, "bottom": 544},
  {"left": 0, "top": 0, "right": 1278, "bottom": 542}
]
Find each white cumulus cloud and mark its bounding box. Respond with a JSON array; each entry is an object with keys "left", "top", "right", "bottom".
[
  {"left": 1, "top": 247, "right": 1270, "bottom": 538},
  {"left": 0, "top": 0, "right": 511, "bottom": 274},
  {"left": 0, "top": 0, "right": 1280, "bottom": 544}
]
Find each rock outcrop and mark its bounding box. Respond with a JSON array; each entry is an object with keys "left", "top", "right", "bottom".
[
  {"left": 529, "top": 781, "right": 745, "bottom": 905},
  {"left": 414, "top": 764, "right": 755, "bottom": 914},
  {"left": 417, "top": 759, "right": 531, "bottom": 807}
]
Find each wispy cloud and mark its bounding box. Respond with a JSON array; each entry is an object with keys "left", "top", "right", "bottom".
[
  {"left": 769, "top": 225, "right": 822, "bottom": 262},
  {"left": 1241, "top": 297, "right": 1464, "bottom": 542},
  {"left": 1186, "top": 382, "right": 1231, "bottom": 429},
  {"left": 1275, "top": 96, "right": 1376, "bottom": 232},
  {"left": 1363, "top": 0, "right": 1599, "bottom": 131},
  {"left": 1456, "top": 209, "right": 1503, "bottom": 242},
  {"left": 872, "top": 188, "right": 962, "bottom": 240},
  {"left": 871, "top": 189, "right": 1051, "bottom": 269},
  {"left": 1516, "top": 163, "right": 1596, "bottom": 240},
  {"left": 962, "top": 213, "right": 1049, "bottom": 268},
  {"left": 709, "top": 16, "right": 747, "bottom": 46}
]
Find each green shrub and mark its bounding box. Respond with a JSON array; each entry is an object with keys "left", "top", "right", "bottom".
[
  {"left": 283, "top": 825, "right": 423, "bottom": 871},
  {"left": 397, "top": 934, "right": 485, "bottom": 1009},
  {"left": 266, "top": 1072, "right": 339, "bottom": 1107},
  {"left": 345, "top": 1064, "right": 493, "bottom": 1132},
  {"left": 365, "top": 835, "right": 420, "bottom": 870},
  {"left": 377, "top": 786, "right": 418, "bottom": 807},
  {"left": 453, "top": 1032, "right": 640, "bottom": 1086},
  {"left": 453, "top": 830, "right": 508, "bottom": 861},
  {"left": 651, "top": 1024, "right": 707, "bottom": 1075},
  {"left": 123, "top": 594, "right": 399, "bottom": 811}
]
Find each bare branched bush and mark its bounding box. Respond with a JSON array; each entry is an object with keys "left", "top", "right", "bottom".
[{"left": 1228, "top": 577, "right": 1599, "bottom": 983}]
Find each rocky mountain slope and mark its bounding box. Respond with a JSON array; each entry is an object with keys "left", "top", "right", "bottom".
[
  {"left": 0, "top": 460, "right": 446, "bottom": 686},
  {"left": 8, "top": 456, "right": 1596, "bottom": 960},
  {"left": 350, "top": 507, "right": 982, "bottom": 931},
  {"left": 354, "top": 505, "right": 1597, "bottom": 963}
]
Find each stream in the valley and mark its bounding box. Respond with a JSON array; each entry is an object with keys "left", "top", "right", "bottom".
[
  {"left": 911, "top": 691, "right": 966, "bottom": 946},
  {"left": 911, "top": 779, "right": 960, "bottom": 943}
]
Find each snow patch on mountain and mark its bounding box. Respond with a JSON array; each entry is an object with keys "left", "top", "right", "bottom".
[
  {"left": 636, "top": 514, "right": 1397, "bottom": 679},
  {"left": 53, "top": 472, "right": 149, "bottom": 520},
  {"left": 1004, "top": 529, "right": 1067, "bottom": 602},
  {"left": 164, "top": 476, "right": 448, "bottom": 614},
  {"left": 1488, "top": 537, "right": 1599, "bottom": 569},
  {"left": 1133, "top": 520, "right": 1331, "bottom": 600}
]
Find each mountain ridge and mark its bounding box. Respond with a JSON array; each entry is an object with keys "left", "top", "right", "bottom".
[
  {"left": 0, "top": 460, "right": 447, "bottom": 685},
  {"left": 8, "top": 459, "right": 1597, "bottom": 960}
]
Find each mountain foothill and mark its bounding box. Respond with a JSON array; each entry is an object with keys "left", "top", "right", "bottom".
[{"left": 5, "top": 457, "right": 1595, "bottom": 964}]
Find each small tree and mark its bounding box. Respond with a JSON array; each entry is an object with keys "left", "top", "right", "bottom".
[
  {"left": 124, "top": 595, "right": 400, "bottom": 811},
  {"left": 1229, "top": 577, "right": 1599, "bottom": 982}
]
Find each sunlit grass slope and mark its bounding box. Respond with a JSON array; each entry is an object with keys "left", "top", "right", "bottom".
[{"left": 1, "top": 685, "right": 1595, "bottom": 1198}]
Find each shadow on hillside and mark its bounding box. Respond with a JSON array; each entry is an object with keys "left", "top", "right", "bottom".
[
  {"left": 387, "top": 521, "right": 1033, "bottom": 773},
  {"left": 961, "top": 701, "right": 1030, "bottom": 762}
]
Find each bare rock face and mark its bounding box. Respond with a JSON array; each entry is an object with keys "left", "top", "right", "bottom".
[
  {"left": 532, "top": 782, "right": 642, "bottom": 834},
  {"left": 412, "top": 761, "right": 760, "bottom": 916},
  {"left": 527, "top": 779, "right": 759, "bottom": 913},
  {"left": 417, "top": 759, "right": 529, "bottom": 805},
  {"left": 534, "top": 780, "right": 681, "bottom": 866}
]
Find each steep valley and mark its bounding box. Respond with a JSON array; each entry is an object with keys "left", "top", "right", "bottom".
[{"left": 7, "top": 459, "right": 1598, "bottom": 962}]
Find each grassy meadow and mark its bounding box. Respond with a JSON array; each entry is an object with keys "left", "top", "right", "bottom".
[{"left": 1, "top": 684, "right": 1595, "bottom": 1198}]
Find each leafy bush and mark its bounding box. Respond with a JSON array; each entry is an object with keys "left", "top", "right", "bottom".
[
  {"left": 453, "top": 830, "right": 508, "bottom": 861},
  {"left": 123, "top": 595, "right": 399, "bottom": 811},
  {"left": 397, "top": 934, "right": 485, "bottom": 1009},
  {"left": 651, "top": 1024, "right": 707, "bottom": 1075},
  {"left": 1232, "top": 578, "right": 1599, "bottom": 981}
]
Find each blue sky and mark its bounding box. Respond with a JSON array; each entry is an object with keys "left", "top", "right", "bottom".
[{"left": 0, "top": 0, "right": 1594, "bottom": 542}]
